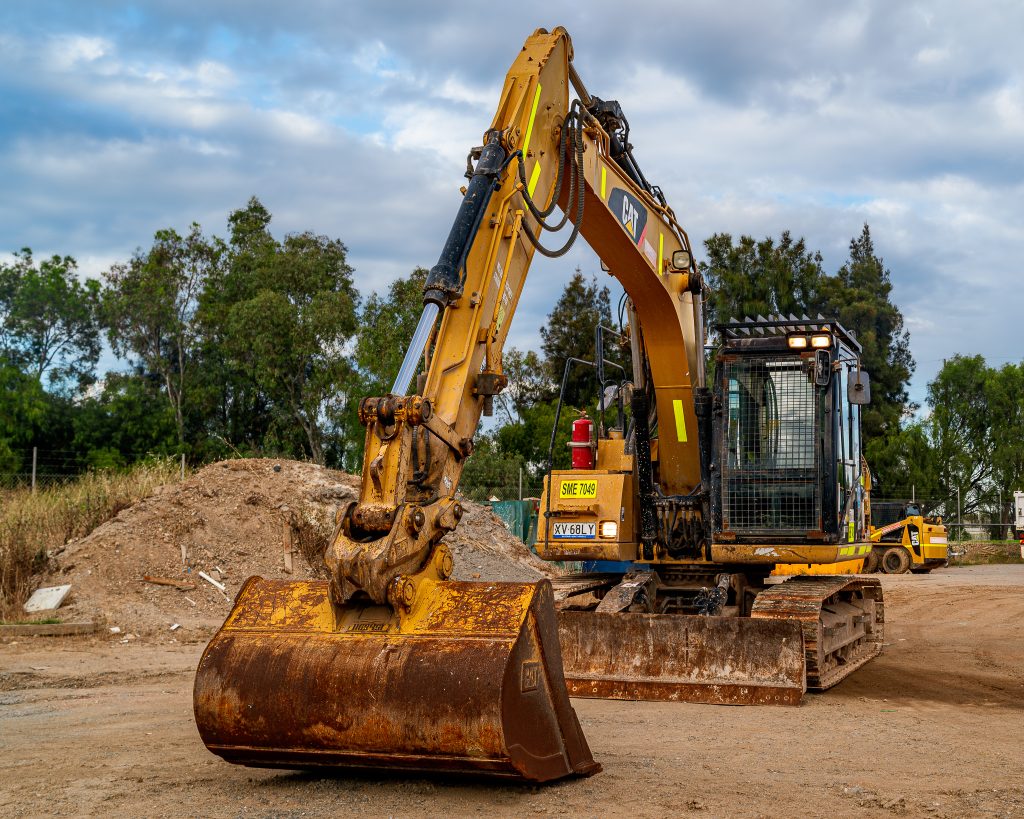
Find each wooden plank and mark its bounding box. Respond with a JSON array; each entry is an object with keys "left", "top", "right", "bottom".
[
  {"left": 0, "top": 622, "right": 99, "bottom": 637},
  {"left": 142, "top": 575, "right": 196, "bottom": 591},
  {"left": 283, "top": 519, "right": 294, "bottom": 574}
]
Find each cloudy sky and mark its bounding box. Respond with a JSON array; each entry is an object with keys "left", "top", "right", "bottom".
[{"left": 2, "top": 1, "right": 1021, "bottom": 407}]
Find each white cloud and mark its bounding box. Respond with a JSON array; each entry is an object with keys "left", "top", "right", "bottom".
[
  {"left": 0, "top": 0, "right": 1021, "bottom": 412},
  {"left": 46, "top": 34, "right": 110, "bottom": 68}
]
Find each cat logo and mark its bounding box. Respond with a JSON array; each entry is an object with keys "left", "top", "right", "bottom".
[
  {"left": 608, "top": 188, "right": 647, "bottom": 244},
  {"left": 621, "top": 197, "right": 639, "bottom": 236}
]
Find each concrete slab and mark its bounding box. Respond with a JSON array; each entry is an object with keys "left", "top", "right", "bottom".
[{"left": 23, "top": 584, "right": 72, "bottom": 613}]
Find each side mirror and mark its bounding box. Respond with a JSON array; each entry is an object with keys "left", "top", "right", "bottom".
[
  {"left": 814, "top": 350, "right": 830, "bottom": 387},
  {"left": 848, "top": 370, "right": 871, "bottom": 405}
]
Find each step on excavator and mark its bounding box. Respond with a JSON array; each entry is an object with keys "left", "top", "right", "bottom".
[{"left": 194, "top": 26, "right": 884, "bottom": 783}]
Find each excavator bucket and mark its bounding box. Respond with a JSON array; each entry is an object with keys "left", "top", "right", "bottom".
[
  {"left": 194, "top": 577, "right": 600, "bottom": 782},
  {"left": 557, "top": 611, "right": 807, "bottom": 706}
]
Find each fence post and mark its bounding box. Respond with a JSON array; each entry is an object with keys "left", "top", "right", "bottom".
[
  {"left": 180, "top": 453, "right": 185, "bottom": 481},
  {"left": 31, "top": 446, "right": 37, "bottom": 493},
  {"left": 519, "top": 467, "right": 523, "bottom": 501}
]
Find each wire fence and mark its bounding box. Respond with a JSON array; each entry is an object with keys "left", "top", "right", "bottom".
[
  {"left": 5, "top": 452, "right": 1022, "bottom": 546},
  {"left": 0, "top": 448, "right": 186, "bottom": 491}
]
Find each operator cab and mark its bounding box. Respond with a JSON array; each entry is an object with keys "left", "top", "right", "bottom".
[{"left": 711, "top": 316, "right": 870, "bottom": 546}]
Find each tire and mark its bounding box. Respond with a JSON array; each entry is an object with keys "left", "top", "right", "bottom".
[
  {"left": 881, "top": 546, "right": 912, "bottom": 574},
  {"left": 862, "top": 549, "right": 880, "bottom": 573}
]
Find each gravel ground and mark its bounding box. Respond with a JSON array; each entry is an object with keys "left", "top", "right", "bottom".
[{"left": 1, "top": 565, "right": 1022, "bottom": 818}]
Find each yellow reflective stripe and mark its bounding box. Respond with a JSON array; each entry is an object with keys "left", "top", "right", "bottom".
[
  {"left": 522, "top": 82, "right": 542, "bottom": 157},
  {"left": 528, "top": 161, "right": 542, "bottom": 196},
  {"left": 658, "top": 233, "right": 664, "bottom": 274},
  {"left": 672, "top": 399, "right": 688, "bottom": 442},
  {"left": 600, "top": 165, "right": 607, "bottom": 199}
]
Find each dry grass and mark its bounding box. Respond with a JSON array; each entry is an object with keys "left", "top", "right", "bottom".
[{"left": 0, "top": 458, "right": 182, "bottom": 619}]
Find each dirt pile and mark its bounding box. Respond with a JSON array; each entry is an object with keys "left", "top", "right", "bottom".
[{"left": 43, "top": 458, "right": 553, "bottom": 638}]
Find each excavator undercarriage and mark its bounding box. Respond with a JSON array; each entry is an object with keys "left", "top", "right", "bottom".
[{"left": 551, "top": 568, "right": 883, "bottom": 705}]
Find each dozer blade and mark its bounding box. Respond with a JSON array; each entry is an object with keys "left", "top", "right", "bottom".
[
  {"left": 557, "top": 611, "right": 806, "bottom": 706},
  {"left": 194, "top": 577, "right": 599, "bottom": 783}
]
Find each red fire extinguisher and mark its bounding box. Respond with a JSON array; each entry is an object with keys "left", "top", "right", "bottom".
[{"left": 569, "top": 416, "right": 595, "bottom": 470}]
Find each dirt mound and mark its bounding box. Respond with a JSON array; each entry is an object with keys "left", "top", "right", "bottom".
[{"left": 44, "top": 458, "right": 553, "bottom": 639}]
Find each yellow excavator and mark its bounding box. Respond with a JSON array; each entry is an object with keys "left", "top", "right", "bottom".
[{"left": 194, "top": 27, "right": 883, "bottom": 783}]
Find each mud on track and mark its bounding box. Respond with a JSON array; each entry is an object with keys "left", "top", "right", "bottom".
[{"left": 1, "top": 566, "right": 1022, "bottom": 818}]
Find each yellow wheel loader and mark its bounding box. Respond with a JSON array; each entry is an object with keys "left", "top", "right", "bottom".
[
  {"left": 864, "top": 501, "right": 948, "bottom": 573},
  {"left": 194, "top": 26, "right": 884, "bottom": 783}
]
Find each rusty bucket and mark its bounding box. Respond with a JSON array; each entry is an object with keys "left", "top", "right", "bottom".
[
  {"left": 194, "top": 577, "right": 600, "bottom": 782},
  {"left": 558, "top": 611, "right": 807, "bottom": 706}
]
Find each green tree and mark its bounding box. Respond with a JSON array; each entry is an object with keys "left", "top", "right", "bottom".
[
  {"left": 984, "top": 361, "right": 1024, "bottom": 521},
  {"left": 864, "top": 422, "right": 942, "bottom": 507},
  {"left": 816, "top": 224, "right": 914, "bottom": 439},
  {"left": 0, "top": 358, "right": 47, "bottom": 474},
  {"left": 72, "top": 371, "right": 178, "bottom": 467},
  {"left": 458, "top": 435, "right": 527, "bottom": 501},
  {"left": 495, "top": 348, "right": 548, "bottom": 427},
  {"left": 539, "top": 268, "right": 617, "bottom": 407},
  {"left": 352, "top": 267, "right": 428, "bottom": 397},
  {"left": 927, "top": 355, "right": 993, "bottom": 516},
  {"left": 700, "top": 231, "right": 825, "bottom": 329},
  {"left": 331, "top": 267, "right": 429, "bottom": 468},
  {"left": 0, "top": 249, "right": 102, "bottom": 392},
  {"left": 216, "top": 198, "right": 360, "bottom": 465},
  {"left": 103, "top": 224, "right": 224, "bottom": 447}
]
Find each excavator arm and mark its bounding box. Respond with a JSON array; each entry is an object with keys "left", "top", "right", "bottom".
[
  {"left": 325, "top": 26, "right": 706, "bottom": 611},
  {"left": 198, "top": 26, "right": 715, "bottom": 784}
]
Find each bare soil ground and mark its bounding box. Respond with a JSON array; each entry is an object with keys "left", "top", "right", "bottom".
[{"left": 1, "top": 565, "right": 1022, "bottom": 818}]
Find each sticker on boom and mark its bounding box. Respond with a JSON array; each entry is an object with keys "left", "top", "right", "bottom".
[{"left": 559, "top": 480, "right": 597, "bottom": 499}]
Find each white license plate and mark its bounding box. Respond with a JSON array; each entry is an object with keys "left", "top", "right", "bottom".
[{"left": 552, "top": 522, "right": 596, "bottom": 539}]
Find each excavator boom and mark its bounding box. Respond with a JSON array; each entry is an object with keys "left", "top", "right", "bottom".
[{"left": 196, "top": 26, "right": 604, "bottom": 783}]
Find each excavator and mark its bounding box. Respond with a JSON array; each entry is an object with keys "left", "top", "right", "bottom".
[{"left": 194, "top": 27, "right": 883, "bottom": 783}]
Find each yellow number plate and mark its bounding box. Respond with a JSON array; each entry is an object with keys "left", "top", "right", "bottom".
[{"left": 559, "top": 479, "right": 597, "bottom": 499}]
